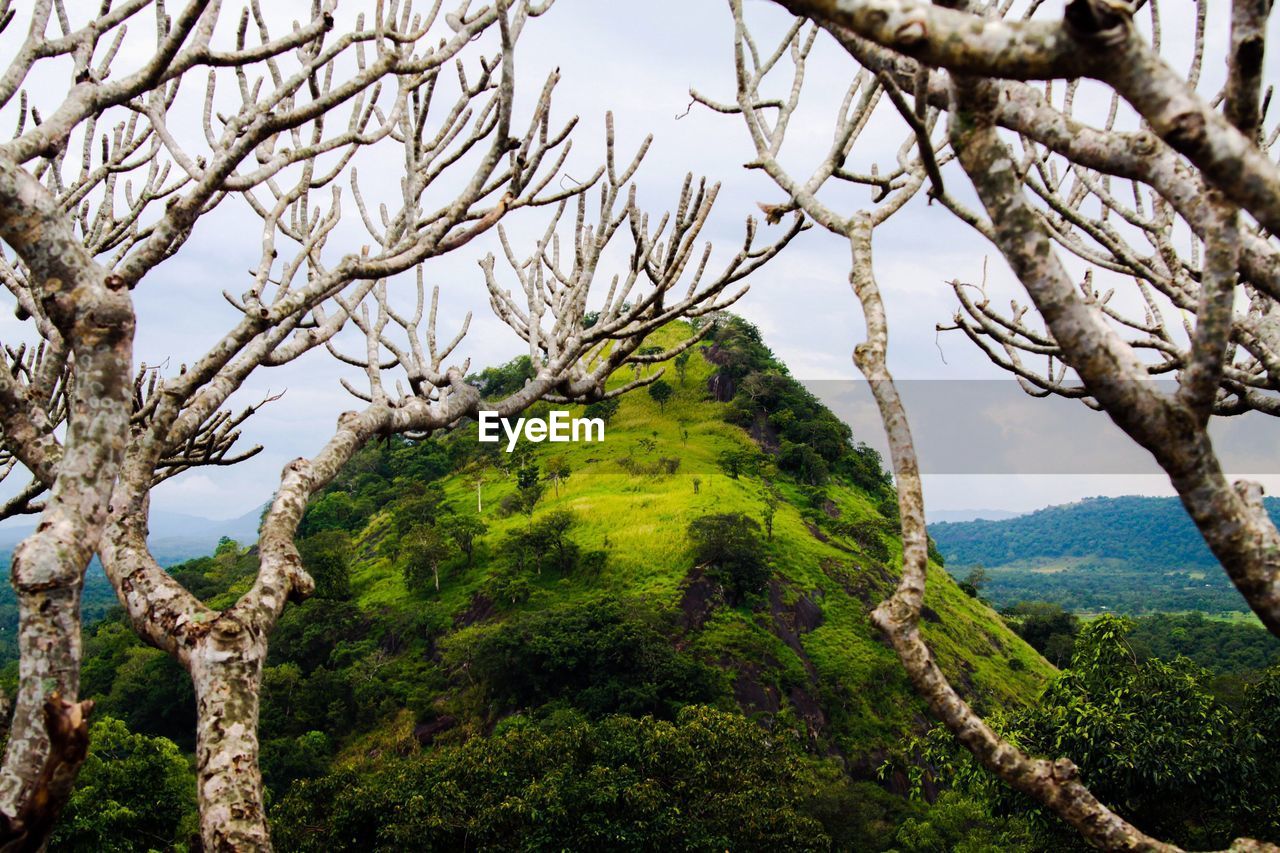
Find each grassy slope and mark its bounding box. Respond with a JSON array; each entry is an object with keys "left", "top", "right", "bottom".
[{"left": 342, "top": 323, "right": 1051, "bottom": 757}]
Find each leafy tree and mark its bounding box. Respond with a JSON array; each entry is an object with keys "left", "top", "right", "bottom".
[
  {"left": 401, "top": 527, "right": 453, "bottom": 593},
  {"left": 910, "top": 616, "right": 1268, "bottom": 849},
  {"left": 716, "top": 449, "right": 757, "bottom": 479},
  {"left": 687, "top": 513, "right": 770, "bottom": 599},
  {"left": 648, "top": 379, "right": 674, "bottom": 412},
  {"left": 545, "top": 454, "right": 571, "bottom": 497},
  {"left": 442, "top": 597, "right": 721, "bottom": 717},
  {"left": 583, "top": 396, "right": 620, "bottom": 424},
  {"left": 52, "top": 717, "right": 197, "bottom": 853},
  {"left": 261, "top": 731, "right": 333, "bottom": 796},
  {"left": 778, "top": 440, "right": 829, "bottom": 486},
  {"left": 267, "top": 598, "right": 367, "bottom": 673},
  {"left": 532, "top": 509, "right": 579, "bottom": 574},
  {"left": 1127, "top": 611, "right": 1280, "bottom": 677},
  {"left": 515, "top": 463, "right": 545, "bottom": 522},
  {"left": 483, "top": 563, "right": 533, "bottom": 606},
  {"left": 82, "top": 633, "right": 197, "bottom": 749},
  {"left": 299, "top": 491, "right": 366, "bottom": 537},
  {"left": 390, "top": 486, "right": 446, "bottom": 537},
  {"left": 893, "top": 791, "right": 1037, "bottom": 853},
  {"left": 1001, "top": 601, "right": 1079, "bottom": 667},
  {"left": 958, "top": 566, "right": 987, "bottom": 599},
  {"left": 467, "top": 355, "right": 536, "bottom": 398},
  {"left": 498, "top": 510, "right": 580, "bottom": 577},
  {"left": 297, "top": 531, "right": 353, "bottom": 600},
  {"left": 760, "top": 482, "right": 780, "bottom": 541},
  {"left": 840, "top": 519, "right": 890, "bottom": 562},
  {"left": 674, "top": 350, "right": 692, "bottom": 384},
  {"left": 438, "top": 514, "right": 487, "bottom": 565}
]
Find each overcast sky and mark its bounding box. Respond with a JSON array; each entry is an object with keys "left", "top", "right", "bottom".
[{"left": 3, "top": 0, "right": 1276, "bottom": 521}]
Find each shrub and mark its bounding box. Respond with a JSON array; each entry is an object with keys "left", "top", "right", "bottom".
[
  {"left": 687, "top": 513, "right": 771, "bottom": 599},
  {"left": 441, "top": 598, "right": 721, "bottom": 717},
  {"left": 648, "top": 379, "right": 674, "bottom": 411}
]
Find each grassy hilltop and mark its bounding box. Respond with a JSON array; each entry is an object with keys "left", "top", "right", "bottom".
[
  {"left": 60, "top": 316, "right": 1051, "bottom": 850},
  {"left": 328, "top": 318, "right": 1048, "bottom": 749}
]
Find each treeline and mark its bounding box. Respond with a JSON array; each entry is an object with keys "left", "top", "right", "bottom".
[
  {"left": 969, "top": 562, "right": 1248, "bottom": 614},
  {"left": 709, "top": 316, "right": 891, "bottom": 494},
  {"left": 931, "top": 495, "right": 1280, "bottom": 572},
  {"left": 999, "top": 600, "right": 1280, "bottom": 683}
]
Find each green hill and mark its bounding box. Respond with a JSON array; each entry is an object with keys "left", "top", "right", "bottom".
[
  {"left": 930, "top": 495, "right": 1280, "bottom": 613},
  {"left": 62, "top": 316, "right": 1051, "bottom": 850}
]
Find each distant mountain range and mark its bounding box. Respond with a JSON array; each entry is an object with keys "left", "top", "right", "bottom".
[
  {"left": 0, "top": 504, "right": 266, "bottom": 567},
  {"left": 928, "top": 495, "right": 1280, "bottom": 613}
]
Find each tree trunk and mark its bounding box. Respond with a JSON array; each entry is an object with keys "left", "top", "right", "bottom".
[{"left": 190, "top": 618, "right": 270, "bottom": 852}]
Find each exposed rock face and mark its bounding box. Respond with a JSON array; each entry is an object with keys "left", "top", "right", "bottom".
[
  {"left": 454, "top": 592, "right": 495, "bottom": 628},
  {"left": 413, "top": 715, "right": 458, "bottom": 746},
  {"left": 677, "top": 566, "right": 723, "bottom": 632},
  {"left": 701, "top": 344, "right": 737, "bottom": 402}
]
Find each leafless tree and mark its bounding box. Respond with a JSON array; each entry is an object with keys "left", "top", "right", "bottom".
[
  {"left": 0, "top": 1, "right": 798, "bottom": 848},
  {"left": 703, "top": 0, "right": 1280, "bottom": 849}
]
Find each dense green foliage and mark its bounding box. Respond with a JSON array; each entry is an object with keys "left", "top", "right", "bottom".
[
  {"left": 272, "top": 707, "right": 835, "bottom": 851},
  {"left": 442, "top": 597, "right": 722, "bottom": 718},
  {"left": 686, "top": 512, "right": 770, "bottom": 600},
  {"left": 298, "top": 530, "right": 354, "bottom": 600},
  {"left": 51, "top": 717, "right": 197, "bottom": 852},
  {"left": 1000, "top": 601, "right": 1079, "bottom": 667},
  {"left": 709, "top": 317, "right": 891, "bottom": 492},
  {"left": 932, "top": 496, "right": 1280, "bottom": 570},
  {"left": 899, "top": 616, "right": 1280, "bottom": 849},
  {"left": 648, "top": 378, "right": 674, "bottom": 411},
  {"left": 1127, "top": 611, "right": 1280, "bottom": 677},
  {"left": 466, "top": 355, "right": 536, "bottom": 398}
]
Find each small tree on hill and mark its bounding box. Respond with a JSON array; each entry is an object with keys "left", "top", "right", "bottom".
[
  {"left": 649, "top": 380, "right": 674, "bottom": 413},
  {"left": 759, "top": 483, "right": 781, "bottom": 542},
  {"left": 532, "top": 510, "right": 580, "bottom": 575},
  {"left": 584, "top": 397, "right": 621, "bottom": 424},
  {"left": 439, "top": 516, "right": 487, "bottom": 567},
  {"left": 675, "top": 351, "right": 693, "bottom": 385},
  {"left": 402, "top": 528, "right": 454, "bottom": 594},
  {"left": 297, "top": 531, "right": 354, "bottom": 601},
  {"left": 545, "top": 456, "right": 572, "bottom": 498},
  {"left": 516, "top": 465, "right": 545, "bottom": 523}
]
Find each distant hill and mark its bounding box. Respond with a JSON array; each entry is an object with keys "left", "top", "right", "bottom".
[
  {"left": 0, "top": 503, "right": 266, "bottom": 664},
  {"left": 929, "top": 495, "right": 1280, "bottom": 613},
  {"left": 0, "top": 503, "right": 265, "bottom": 564}
]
